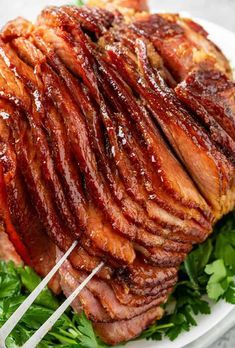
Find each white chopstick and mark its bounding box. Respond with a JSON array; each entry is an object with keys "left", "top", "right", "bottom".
[
  {"left": 0, "top": 241, "right": 78, "bottom": 348},
  {"left": 22, "top": 261, "right": 104, "bottom": 348}
]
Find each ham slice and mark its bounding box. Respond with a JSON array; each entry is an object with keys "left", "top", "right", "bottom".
[
  {"left": 94, "top": 306, "right": 163, "bottom": 345},
  {"left": 0, "top": 2, "right": 234, "bottom": 345}
]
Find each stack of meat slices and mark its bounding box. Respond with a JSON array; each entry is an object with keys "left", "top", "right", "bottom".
[{"left": 0, "top": 0, "right": 234, "bottom": 345}]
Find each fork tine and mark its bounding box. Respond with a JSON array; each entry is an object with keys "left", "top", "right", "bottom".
[
  {"left": 0, "top": 241, "right": 78, "bottom": 348},
  {"left": 22, "top": 261, "right": 104, "bottom": 348}
]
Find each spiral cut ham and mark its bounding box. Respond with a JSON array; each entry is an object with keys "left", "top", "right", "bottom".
[{"left": 0, "top": 0, "right": 234, "bottom": 345}]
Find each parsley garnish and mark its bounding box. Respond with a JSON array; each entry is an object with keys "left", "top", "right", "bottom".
[
  {"left": 138, "top": 211, "right": 235, "bottom": 342},
  {"left": 0, "top": 262, "right": 107, "bottom": 347},
  {"left": 75, "top": 0, "right": 85, "bottom": 6},
  {"left": 0, "top": 212, "right": 234, "bottom": 346}
]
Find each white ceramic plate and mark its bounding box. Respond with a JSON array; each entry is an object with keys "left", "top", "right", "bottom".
[{"left": 0, "top": 1, "right": 234, "bottom": 347}]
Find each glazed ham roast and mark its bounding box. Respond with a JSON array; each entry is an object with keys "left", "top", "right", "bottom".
[{"left": 0, "top": 0, "right": 234, "bottom": 345}]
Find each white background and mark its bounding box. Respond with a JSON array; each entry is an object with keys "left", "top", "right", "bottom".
[{"left": 0, "top": 0, "right": 234, "bottom": 32}]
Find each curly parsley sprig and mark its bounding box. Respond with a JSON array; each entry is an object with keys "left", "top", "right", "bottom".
[
  {"left": 0, "top": 212, "right": 234, "bottom": 347},
  {"left": 0, "top": 261, "right": 107, "bottom": 348},
  {"left": 138, "top": 211, "right": 235, "bottom": 342}
]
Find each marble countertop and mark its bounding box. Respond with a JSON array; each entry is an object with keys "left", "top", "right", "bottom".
[{"left": 189, "top": 309, "right": 235, "bottom": 348}]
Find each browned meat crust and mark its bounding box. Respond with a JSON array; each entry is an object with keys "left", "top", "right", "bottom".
[
  {"left": 0, "top": 2, "right": 234, "bottom": 345},
  {"left": 176, "top": 69, "right": 235, "bottom": 162},
  {"left": 131, "top": 14, "right": 232, "bottom": 81},
  {"left": 0, "top": 114, "right": 61, "bottom": 293}
]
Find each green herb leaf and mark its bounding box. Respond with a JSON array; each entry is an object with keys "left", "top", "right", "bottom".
[
  {"left": 205, "top": 259, "right": 232, "bottom": 301},
  {"left": 0, "top": 262, "right": 108, "bottom": 348},
  {"left": 139, "top": 211, "right": 235, "bottom": 341},
  {"left": 75, "top": 0, "right": 85, "bottom": 7},
  {"left": 1, "top": 211, "right": 235, "bottom": 347},
  {"left": 215, "top": 229, "right": 235, "bottom": 272},
  {"left": 224, "top": 282, "right": 235, "bottom": 304},
  {"left": 0, "top": 261, "right": 21, "bottom": 299},
  {"left": 0, "top": 275, "right": 21, "bottom": 299},
  {"left": 17, "top": 266, "right": 58, "bottom": 310},
  {"left": 184, "top": 239, "right": 212, "bottom": 287},
  {"left": 75, "top": 312, "right": 108, "bottom": 348}
]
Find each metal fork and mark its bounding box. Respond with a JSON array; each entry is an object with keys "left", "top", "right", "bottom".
[{"left": 0, "top": 241, "right": 103, "bottom": 348}]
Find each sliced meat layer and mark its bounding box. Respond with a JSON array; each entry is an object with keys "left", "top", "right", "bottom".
[
  {"left": 94, "top": 306, "right": 163, "bottom": 345},
  {"left": 176, "top": 68, "right": 235, "bottom": 161},
  {"left": 31, "top": 26, "right": 206, "bottom": 249},
  {"left": 0, "top": 116, "right": 60, "bottom": 292},
  {"left": 0, "top": 226, "right": 21, "bottom": 264},
  {"left": 0, "top": 98, "right": 74, "bottom": 252},
  {"left": 0, "top": 38, "right": 79, "bottom": 238},
  {"left": 0, "top": 161, "right": 30, "bottom": 264},
  {"left": 33, "top": 10, "right": 213, "bottom": 247},
  {"left": 0, "top": 5, "right": 234, "bottom": 346},
  {"left": 61, "top": 238, "right": 166, "bottom": 343},
  {"left": 131, "top": 13, "right": 231, "bottom": 81},
  {"left": 59, "top": 257, "right": 111, "bottom": 323},
  {"left": 66, "top": 268, "right": 168, "bottom": 321},
  {"left": 111, "top": 280, "right": 174, "bottom": 306},
  {"left": 106, "top": 39, "right": 234, "bottom": 217},
  {"left": 114, "top": 259, "right": 178, "bottom": 288},
  {"left": 39, "top": 59, "right": 188, "bottom": 261},
  {"left": 0, "top": 35, "right": 136, "bottom": 265}
]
